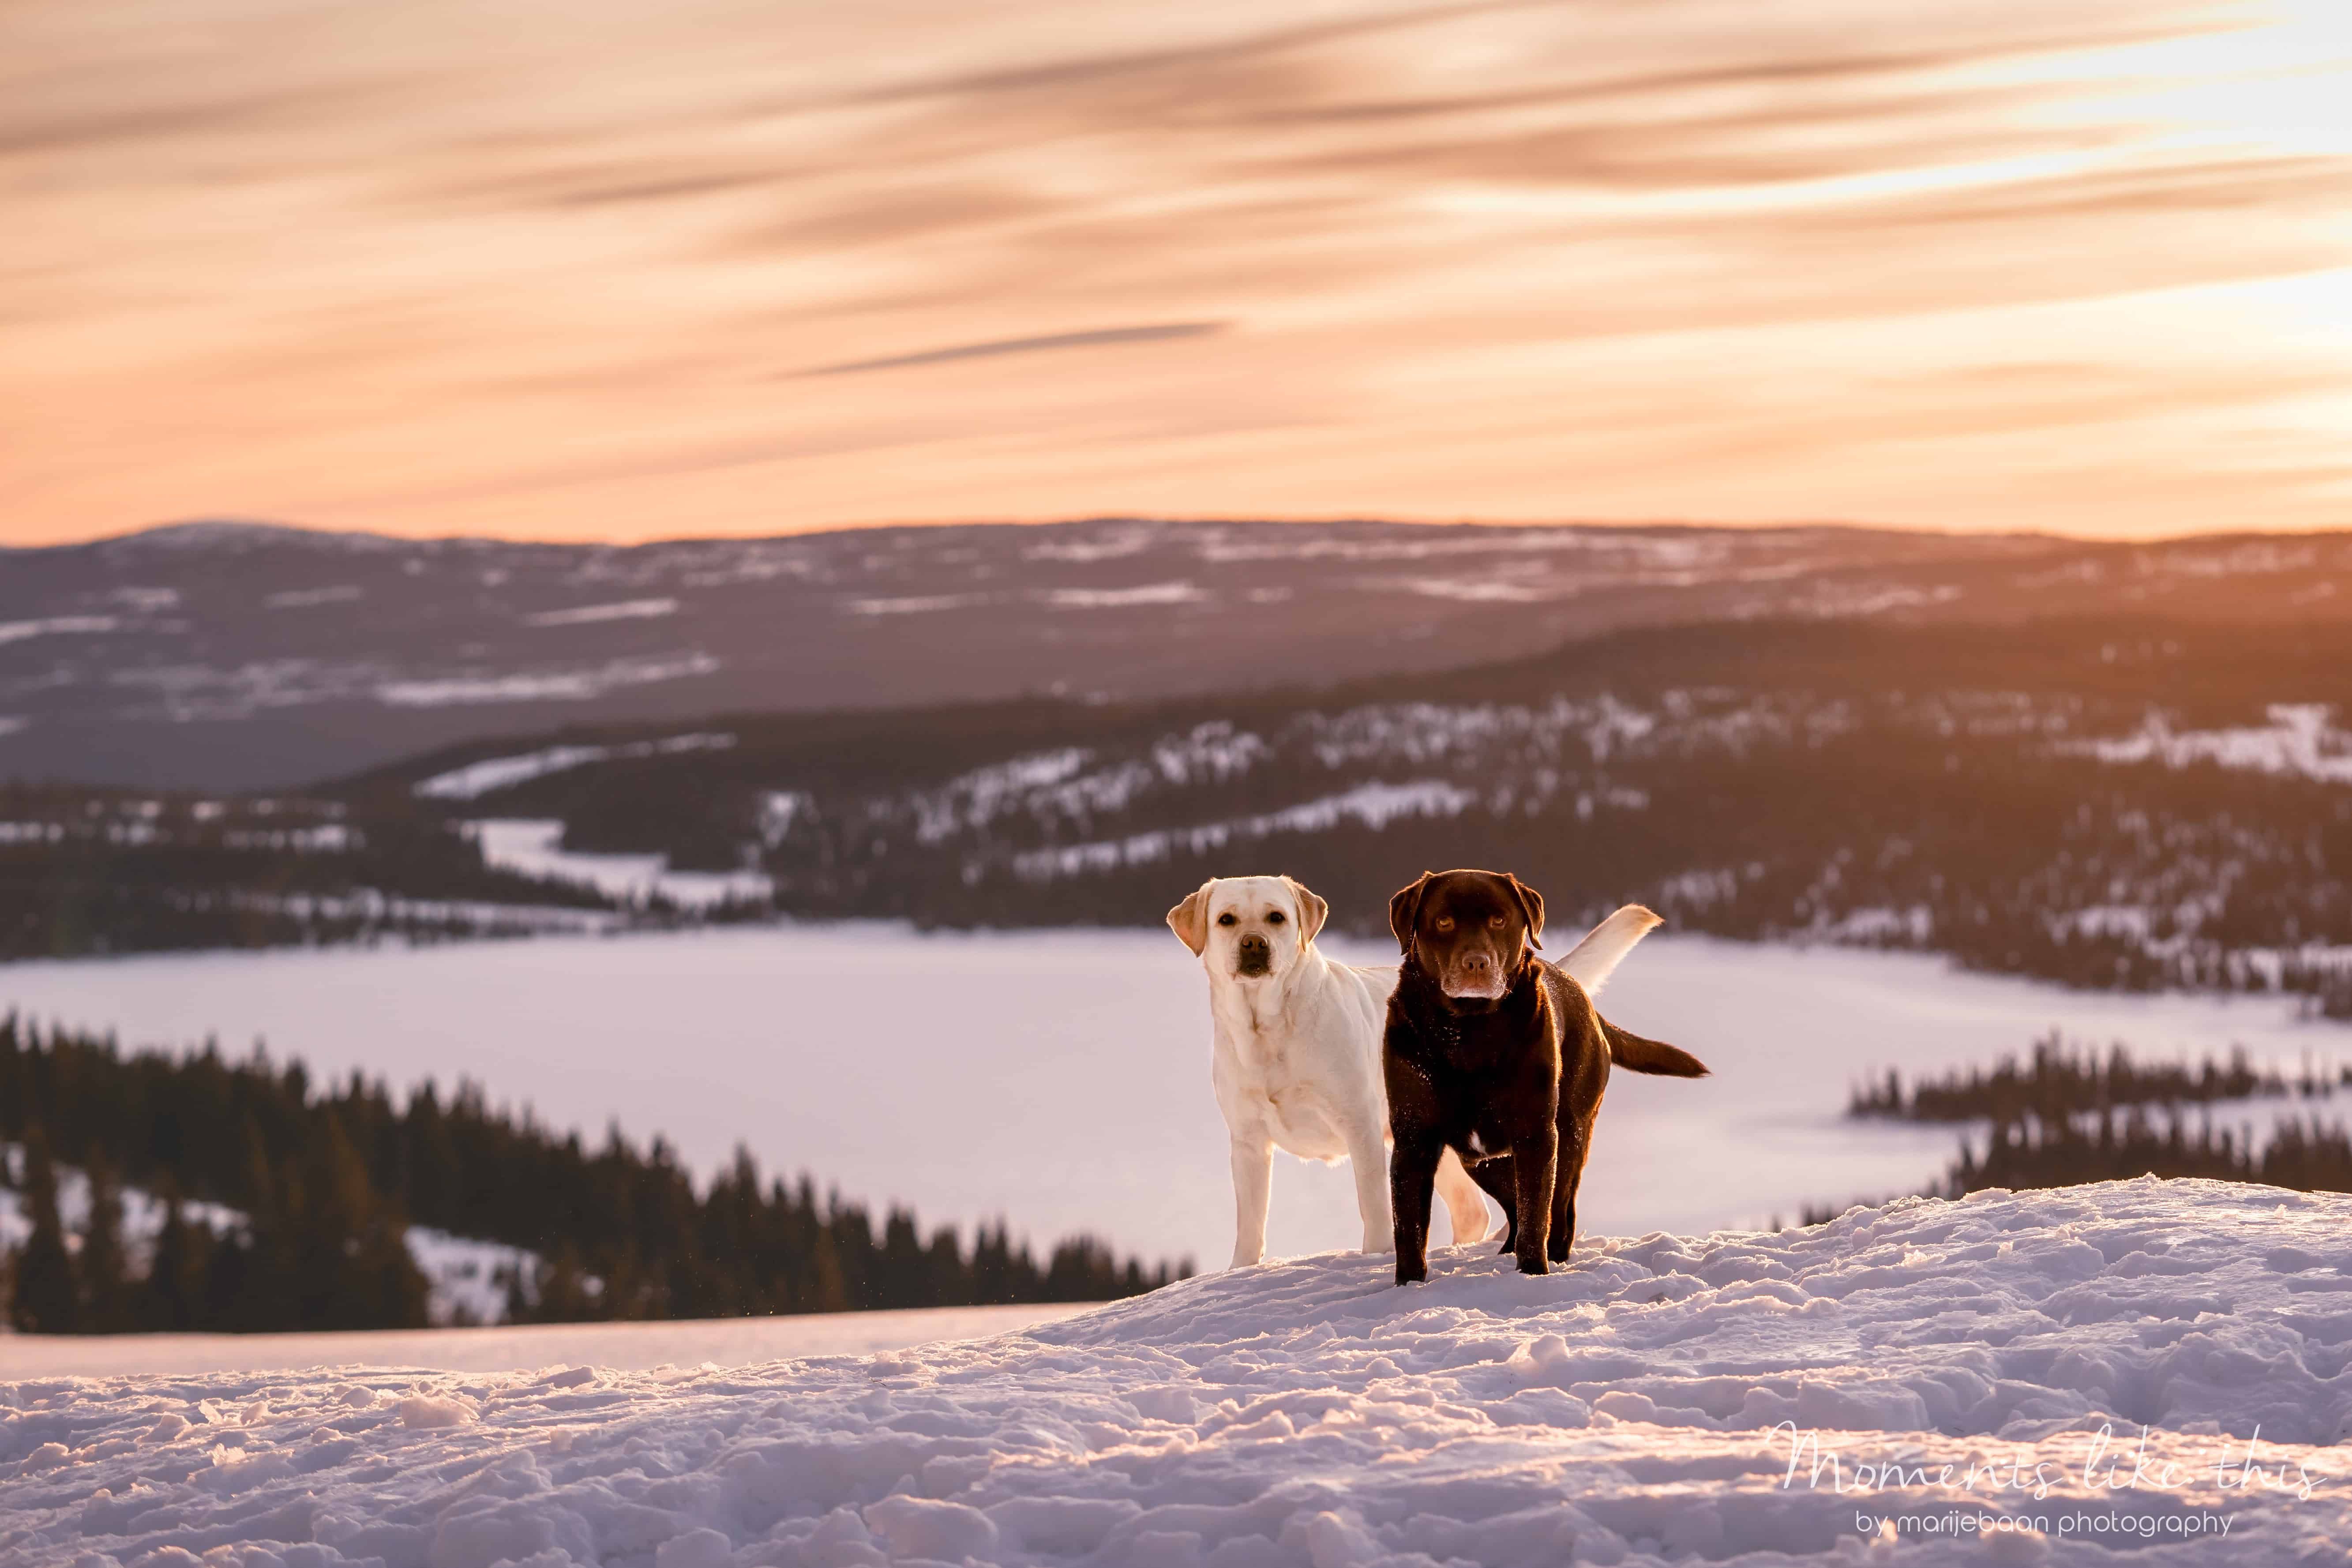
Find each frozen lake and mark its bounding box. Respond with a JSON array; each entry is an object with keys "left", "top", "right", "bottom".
[{"left": 4, "top": 925, "right": 2345, "bottom": 1267}]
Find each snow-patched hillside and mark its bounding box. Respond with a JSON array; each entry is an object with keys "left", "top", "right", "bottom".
[
  {"left": 0, "top": 518, "right": 2229, "bottom": 791},
  {"left": 9, "top": 1180, "right": 2352, "bottom": 1565}
]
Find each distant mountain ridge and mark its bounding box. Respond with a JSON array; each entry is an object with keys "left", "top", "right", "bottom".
[{"left": 11, "top": 515, "right": 2352, "bottom": 790}]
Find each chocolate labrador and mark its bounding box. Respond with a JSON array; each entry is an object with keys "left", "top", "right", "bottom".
[{"left": 1383, "top": 868, "right": 1709, "bottom": 1284}]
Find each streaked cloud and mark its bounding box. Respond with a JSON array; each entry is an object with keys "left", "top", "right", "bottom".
[
  {"left": 805, "top": 323, "right": 1226, "bottom": 377},
  {"left": 2, "top": 0, "right": 2348, "bottom": 544}
]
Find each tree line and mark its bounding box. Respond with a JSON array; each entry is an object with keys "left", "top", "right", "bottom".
[
  {"left": 1943, "top": 1107, "right": 2352, "bottom": 1197},
  {"left": 0, "top": 781, "right": 624, "bottom": 962},
  {"left": 1822, "top": 1034, "right": 2352, "bottom": 1212},
  {"left": 1847, "top": 1033, "right": 2349, "bottom": 1124},
  {"left": 0, "top": 1013, "right": 1188, "bottom": 1335}
]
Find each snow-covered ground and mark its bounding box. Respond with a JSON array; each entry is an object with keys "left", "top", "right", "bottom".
[
  {"left": 0, "top": 1148, "right": 242, "bottom": 1256},
  {"left": 8, "top": 1180, "right": 2351, "bottom": 1565},
  {"left": 0, "top": 1302, "right": 1093, "bottom": 1378},
  {"left": 4, "top": 927, "right": 2349, "bottom": 1267},
  {"left": 463, "top": 820, "right": 773, "bottom": 911},
  {"left": 405, "top": 1227, "right": 540, "bottom": 1326},
  {"left": 415, "top": 735, "right": 732, "bottom": 802}
]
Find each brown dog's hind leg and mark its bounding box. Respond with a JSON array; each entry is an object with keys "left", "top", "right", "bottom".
[
  {"left": 1389, "top": 1132, "right": 1444, "bottom": 1286},
  {"left": 1468, "top": 1155, "right": 1518, "bottom": 1255},
  {"left": 1549, "top": 1130, "right": 1587, "bottom": 1264},
  {"left": 1552, "top": 1104, "right": 1604, "bottom": 1264},
  {"left": 1512, "top": 1125, "right": 1559, "bottom": 1275}
]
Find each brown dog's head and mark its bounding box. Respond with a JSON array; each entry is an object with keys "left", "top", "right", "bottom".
[{"left": 1389, "top": 868, "right": 1545, "bottom": 1005}]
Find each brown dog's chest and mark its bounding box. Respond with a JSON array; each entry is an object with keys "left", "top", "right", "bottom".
[{"left": 1390, "top": 982, "right": 1563, "bottom": 1162}]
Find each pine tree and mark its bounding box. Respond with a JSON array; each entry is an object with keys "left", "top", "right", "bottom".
[
  {"left": 231, "top": 1119, "right": 296, "bottom": 1331},
  {"left": 796, "top": 1202, "right": 850, "bottom": 1315},
  {"left": 9, "top": 1133, "right": 79, "bottom": 1333},
  {"left": 512, "top": 1242, "right": 602, "bottom": 1322},
  {"left": 877, "top": 1208, "right": 927, "bottom": 1309},
  {"left": 971, "top": 1222, "right": 1014, "bottom": 1306},
  {"left": 143, "top": 1185, "right": 209, "bottom": 1332},
  {"left": 291, "top": 1113, "right": 428, "bottom": 1331},
  {"left": 78, "top": 1155, "right": 133, "bottom": 1334},
  {"left": 201, "top": 1224, "right": 252, "bottom": 1331},
  {"left": 925, "top": 1225, "right": 969, "bottom": 1308}
]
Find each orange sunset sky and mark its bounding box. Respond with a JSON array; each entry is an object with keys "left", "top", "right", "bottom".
[{"left": 5, "top": 0, "right": 2351, "bottom": 547}]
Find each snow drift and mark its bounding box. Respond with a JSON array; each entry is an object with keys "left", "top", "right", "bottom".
[{"left": 8, "top": 1178, "right": 2352, "bottom": 1565}]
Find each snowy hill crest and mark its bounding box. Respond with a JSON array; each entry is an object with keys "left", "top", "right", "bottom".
[{"left": 7, "top": 1178, "right": 2352, "bottom": 1564}]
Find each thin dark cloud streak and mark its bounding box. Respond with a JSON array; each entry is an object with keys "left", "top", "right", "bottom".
[
  {"left": 829, "top": 0, "right": 1546, "bottom": 110},
  {"left": 1193, "top": 22, "right": 2225, "bottom": 130},
  {"left": 818, "top": 3, "right": 2206, "bottom": 149},
  {"left": 801, "top": 322, "right": 1228, "bottom": 378},
  {"left": 0, "top": 80, "right": 387, "bottom": 157}
]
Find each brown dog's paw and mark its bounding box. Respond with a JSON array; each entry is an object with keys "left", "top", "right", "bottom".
[
  {"left": 1395, "top": 1257, "right": 1429, "bottom": 1287},
  {"left": 1515, "top": 1254, "right": 1549, "bottom": 1276}
]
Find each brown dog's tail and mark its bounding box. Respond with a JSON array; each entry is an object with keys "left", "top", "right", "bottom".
[{"left": 1604, "top": 1020, "right": 1710, "bottom": 1077}]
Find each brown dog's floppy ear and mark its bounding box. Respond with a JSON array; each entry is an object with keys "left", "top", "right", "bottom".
[
  {"left": 1505, "top": 873, "right": 1546, "bottom": 950},
  {"left": 1281, "top": 876, "right": 1328, "bottom": 944},
  {"left": 1167, "top": 880, "right": 1215, "bottom": 956},
  {"left": 1388, "top": 871, "right": 1434, "bottom": 953}
]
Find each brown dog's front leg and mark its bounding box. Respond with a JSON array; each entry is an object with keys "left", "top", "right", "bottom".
[
  {"left": 1512, "top": 1124, "right": 1558, "bottom": 1275},
  {"left": 1389, "top": 1132, "right": 1443, "bottom": 1285}
]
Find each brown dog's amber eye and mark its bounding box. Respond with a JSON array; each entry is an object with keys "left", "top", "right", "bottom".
[
  {"left": 1490, "top": 915, "right": 1506, "bottom": 930},
  {"left": 1434, "top": 916, "right": 1454, "bottom": 932},
  {"left": 1216, "top": 912, "right": 1238, "bottom": 927}
]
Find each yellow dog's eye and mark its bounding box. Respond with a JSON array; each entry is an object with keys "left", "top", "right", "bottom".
[
  {"left": 1266, "top": 910, "right": 1286, "bottom": 924},
  {"left": 1216, "top": 912, "right": 1238, "bottom": 927}
]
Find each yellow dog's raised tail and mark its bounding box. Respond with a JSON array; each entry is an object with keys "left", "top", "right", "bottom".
[{"left": 1555, "top": 903, "right": 1662, "bottom": 995}]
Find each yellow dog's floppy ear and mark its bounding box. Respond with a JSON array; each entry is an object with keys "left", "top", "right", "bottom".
[
  {"left": 1166, "top": 880, "right": 1215, "bottom": 956},
  {"left": 1281, "top": 876, "right": 1329, "bottom": 944},
  {"left": 1505, "top": 873, "right": 1546, "bottom": 950},
  {"left": 1388, "top": 871, "right": 1434, "bottom": 953}
]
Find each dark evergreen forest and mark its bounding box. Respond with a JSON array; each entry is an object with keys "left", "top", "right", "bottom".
[
  {"left": 0, "top": 1014, "right": 1187, "bottom": 1335},
  {"left": 1840, "top": 1035, "right": 2352, "bottom": 1212}
]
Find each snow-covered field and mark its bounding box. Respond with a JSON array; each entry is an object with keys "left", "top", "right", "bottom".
[
  {"left": 5, "top": 927, "right": 2348, "bottom": 1266},
  {"left": 0, "top": 1303, "right": 1093, "bottom": 1379},
  {"left": 9, "top": 1180, "right": 2351, "bottom": 1565}
]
